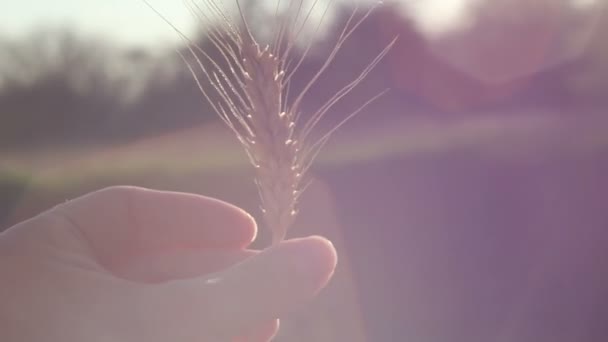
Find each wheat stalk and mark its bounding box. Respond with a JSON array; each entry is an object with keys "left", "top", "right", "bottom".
[{"left": 145, "top": 0, "right": 397, "bottom": 244}]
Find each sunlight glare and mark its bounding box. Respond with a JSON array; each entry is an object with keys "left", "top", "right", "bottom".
[{"left": 400, "top": 0, "right": 478, "bottom": 37}]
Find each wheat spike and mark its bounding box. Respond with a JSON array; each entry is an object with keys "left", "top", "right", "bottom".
[{"left": 145, "top": 0, "right": 397, "bottom": 244}]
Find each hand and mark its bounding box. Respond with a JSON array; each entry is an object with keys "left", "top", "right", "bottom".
[{"left": 0, "top": 186, "right": 337, "bottom": 341}]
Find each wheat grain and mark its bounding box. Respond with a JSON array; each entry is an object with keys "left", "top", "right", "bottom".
[{"left": 145, "top": 0, "right": 397, "bottom": 244}]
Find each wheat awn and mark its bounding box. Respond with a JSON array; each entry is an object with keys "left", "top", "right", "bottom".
[{"left": 145, "top": 0, "right": 397, "bottom": 244}]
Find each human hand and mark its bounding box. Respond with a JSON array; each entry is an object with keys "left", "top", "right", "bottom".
[{"left": 0, "top": 186, "right": 337, "bottom": 341}]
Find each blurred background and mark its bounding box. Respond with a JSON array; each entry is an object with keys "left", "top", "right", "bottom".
[{"left": 1, "top": 0, "right": 607, "bottom": 341}]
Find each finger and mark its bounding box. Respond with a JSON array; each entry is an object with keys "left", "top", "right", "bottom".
[
  {"left": 142, "top": 236, "right": 337, "bottom": 339},
  {"left": 50, "top": 186, "right": 257, "bottom": 267},
  {"left": 114, "top": 249, "right": 258, "bottom": 283},
  {"left": 235, "top": 319, "right": 280, "bottom": 342}
]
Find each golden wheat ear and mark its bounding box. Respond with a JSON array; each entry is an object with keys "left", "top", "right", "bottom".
[{"left": 145, "top": 0, "right": 397, "bottom": 245}]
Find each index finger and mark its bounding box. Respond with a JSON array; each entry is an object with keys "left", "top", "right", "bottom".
[{"left": 52, "top": 186, "right": 257, "bottom": 266}]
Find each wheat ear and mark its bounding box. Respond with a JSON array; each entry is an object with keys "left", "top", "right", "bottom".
[{"left": 145, "top": 0, "right": 397, "bottom": 244}]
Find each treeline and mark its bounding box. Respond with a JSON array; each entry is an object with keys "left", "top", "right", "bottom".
[{"left": 0, "top": 28, "right": 208, "bottom": 147}]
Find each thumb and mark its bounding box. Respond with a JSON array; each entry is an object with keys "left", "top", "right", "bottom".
[{"left": 138, "top": 236, "right": 337, "bottom": 340}]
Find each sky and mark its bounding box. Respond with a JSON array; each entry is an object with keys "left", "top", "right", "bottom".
[
  {"left": 1, "top": 0, "right": 597, "bottom": 48},
  {"left": 0, "top": 0, "right": 474, "bottom": 47},
  {"left": 0, "top": 0, "right": 197, "bottom": 47}
]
